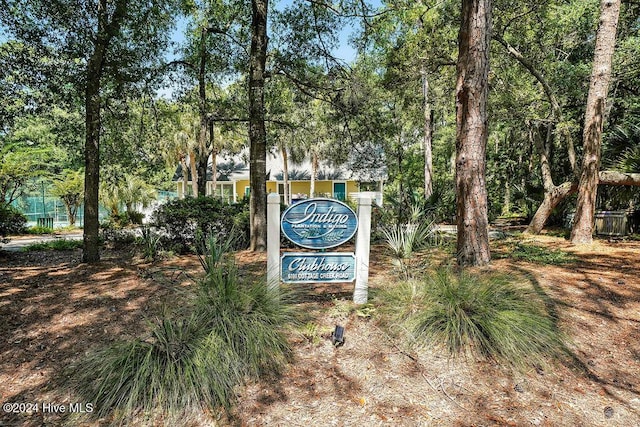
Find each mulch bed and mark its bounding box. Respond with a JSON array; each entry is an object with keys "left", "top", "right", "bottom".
[{"left": 1, "top": 237, "right": 639, "bottom": 426}]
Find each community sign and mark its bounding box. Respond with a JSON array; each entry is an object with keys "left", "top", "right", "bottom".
[
  {"left": 281, "top": 198, "right": 358, "bottom": 250},
  {"left": 281, "top": 253, "right": 356, "bottom": 283}
]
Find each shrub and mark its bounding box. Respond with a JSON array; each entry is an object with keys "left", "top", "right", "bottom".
[
  {"left": 152, "top": 197, "right": 249, "bottom": 253},
  {"left": 76, "top": 313, "right": 241, "bottom": 425},
  {"left": 21, "top": 239, "right": 83, "bottom": 251},
  {"left": 100, "top": 225, "right": 137, "bottom": 249},
  {"left": 138, "top": 225, "right": 161, "bottom": 261},
  {"left": 27, "top": 225, "right": 54, "bottom": 235},
  {"left": 0, "top": 205, "right": 27, "bottom": 241},
  {"left": 75, "top": 233, "right": 299, "bottom": 425},
  {"left": 378, "top": 269, "right": 565, "bottom": 368},
  {"left": 379, "top": 203, "right": 435, "bottom": 279},
  {"left": 127, "top": 210, "right": 145, "bottom": 225}
]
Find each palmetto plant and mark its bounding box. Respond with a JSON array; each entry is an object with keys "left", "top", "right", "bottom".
[{"left": 380, "top": 202, "right": 435, "bottom": 279}]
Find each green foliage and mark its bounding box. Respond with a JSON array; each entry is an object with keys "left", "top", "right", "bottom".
[
  {"left": 152, "top": 196, "right": 249, "bottom": 253},
  {"left": 100, "top": 226, "right": 137, "bottom": 249},
  {"left": 75, "top": 234, "right": 299, "bottom": 424},
  {"left": 50, "top": 168, "right": 83, "bottom": 226},
  {"left": 0, "top": 205, "right": 27, "bottom": 240},
  {"left": 379, "top": 200, "right": 435, "bottom": 279},
  {"left": 378, "top": 269, "right": 565, "bottom": 368},
  {"left": 497, "top": 242, "right": 577, "bottom": 265},
  {"left": 26, "top": 225, "right": 54, "bottom": 235},
  {"left": 21, "top": 238, "right": 83, "bottom": 251},
  {"left": 76, "top": 314, "right": 240, "bottom": 425},
  {"left": 138, "top": 226, "right": 162, "bottom": 261},
  {"left": 1, "top": 126, "right": 64, "bottom": 206}
]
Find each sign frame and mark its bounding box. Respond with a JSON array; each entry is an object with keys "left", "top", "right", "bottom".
[
  {"left": 280, "top": 252, "right": 356, "bottom": 284},
  {"left": 280, "top": 197, "right": 358, "bottom": 250}
]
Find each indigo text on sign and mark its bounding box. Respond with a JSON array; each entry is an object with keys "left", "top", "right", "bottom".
[
  {"left": 281, "top": 198, "right": 358, "bottom": 249},
  {"left": 281, "top": 253, "right": 356, "bottom": 283}
]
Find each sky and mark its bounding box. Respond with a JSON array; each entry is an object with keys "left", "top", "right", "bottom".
[{"left": 167, "top": 1, "right": 370, "bottom": 65}]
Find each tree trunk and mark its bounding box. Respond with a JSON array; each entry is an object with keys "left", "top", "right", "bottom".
[
  {"left": 248, "top": 0, "right": 268, "bottom": 251},
  {"left": 84, "top": 72, "right": 101, "bottom": 262},
  {"left": 210, "top": 120, "right": 217, "bottom": 198},
  {"left": 502, "top": 173, "right": 511, "bottom": 215},
  {"left": 197, "top": 27, "right": 209, "bottom": 198},
  {"left": 64, "top": 201, "right": 76, "bottom": 226},
  {"left": 211, "top": 149, "right": 218, "bottom": 198},
  {"left": 82, "top": 0, "right": 127, "bottom": 263},
  {"left": 525, "top": 181, "right": 577, "bottom": 234},
  {"left": 180, "top": 156, "right": 189, "bottom": 198},
  {"left": 189, "top": 151, "right": 198, "bottom": 197},
  {"left": 422, "top": 67, "right": 433, "bottom": 199},
  {"left": 454, "top": 0, "right": 492, "bottom": 267},
  {"left": 525, "top": 171, "right": 640, "bottom": 234},
  {"left": 310, "top": 150, "right": 318, "bottom": 197},
  {"left": 282, "top": 144, "right": 290, "bottom": 205},
  {"left": 571, "top": 0, "right": 621, "bottom": 244}
]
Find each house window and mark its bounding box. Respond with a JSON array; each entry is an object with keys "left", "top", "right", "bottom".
[{"left": 215, "top": 183, "right": 234, "bottom": 202}]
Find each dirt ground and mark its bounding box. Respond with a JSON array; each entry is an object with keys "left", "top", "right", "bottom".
[{"left": 1, "top": 234, "right": 639, "bottom": 426}]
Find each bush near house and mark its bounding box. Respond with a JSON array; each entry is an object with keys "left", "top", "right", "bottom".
[
  {"left": 0, "top": 205, "right": 27, "bottom": 242},
  {"left": 152, "top": 196, "right": 249, "bottom": 253}
]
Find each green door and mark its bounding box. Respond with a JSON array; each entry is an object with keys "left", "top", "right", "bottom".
[{"left": 333, "top": 182, "right": 346, "bottom": 201}]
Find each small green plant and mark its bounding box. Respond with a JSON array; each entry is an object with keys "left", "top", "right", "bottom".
[
  {"left": 380, "top": 203, "right": 435, "bottom": 279},
  {"left": 506, "top": 243, "right": 576, "bottom": 265},
  {"left": 22, "top": 239, "right": 83, "bottom": 251},
  {"left": 300, "top": 322, "right": 321, "bottom": 344},
  {"left": 138, "top": 225, "right": 161, "bottom": 261},
  {"left": 26, "top": 225, "right": 54, "bottom": 235},
  {"left": 378, "top": 269, "right": 565, "bottom": 368},
  {"left": 195, "top": 231, "right": 237, "bottom": 273}
]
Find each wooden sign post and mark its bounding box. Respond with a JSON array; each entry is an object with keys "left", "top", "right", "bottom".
[{"left": 266, "top": 193, "right": 372, "bottom": 303}]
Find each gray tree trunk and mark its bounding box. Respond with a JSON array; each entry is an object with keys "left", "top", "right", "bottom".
[{"left": 571, "top": 0, "right": 622, "bottom": 244}]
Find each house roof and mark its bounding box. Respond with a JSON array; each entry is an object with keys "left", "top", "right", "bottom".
[{"left": 173, "top": 149, "right": 386, "bottom": 182}]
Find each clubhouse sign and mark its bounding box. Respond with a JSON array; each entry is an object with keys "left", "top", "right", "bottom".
[{"left": 280, "top": 198, "right": 357, "bottom": 283}]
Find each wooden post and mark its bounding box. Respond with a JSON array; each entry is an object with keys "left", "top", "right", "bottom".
[
  {"left": 353, "top": 196, "right": 372, "bottom": 304},
  {"left": 267, "top": 192, "right": 280, "bottom": 290}
]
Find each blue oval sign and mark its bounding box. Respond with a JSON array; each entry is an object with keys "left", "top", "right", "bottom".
[{"left": 281, "top": 198, "right": 358, "bottom": 249}]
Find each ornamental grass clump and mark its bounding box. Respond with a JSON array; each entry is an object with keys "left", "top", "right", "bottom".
[
  {"left": 74, "top": 233, "right": 299, "bottom": 425},
  {"left": 379, "top": 269, "right": 565, "bottom": 368}
]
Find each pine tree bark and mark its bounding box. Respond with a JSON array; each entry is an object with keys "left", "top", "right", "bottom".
[
  {"left": 571, "top": 0, "right": 622, "bottom": 244},
  {"left": 83, "top": 0, "right": 127, "bottom": 263},
  {"left": 248, "top": 0, "right": 268, "bottom": 251},
  {"left": 455, "top": 0, "right": 492, "bottom": 266}
]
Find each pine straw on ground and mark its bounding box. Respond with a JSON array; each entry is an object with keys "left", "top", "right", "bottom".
[{"left": 1, "top": 237, "right": 639, "bottom": 426}]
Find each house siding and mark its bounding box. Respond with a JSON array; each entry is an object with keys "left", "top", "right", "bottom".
[{"left": 177, "top": 179, "right": 361, "bottom": 203}]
